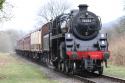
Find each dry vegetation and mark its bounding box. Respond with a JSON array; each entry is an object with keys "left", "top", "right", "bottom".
[
  {"left": 109, "top": 34, "right": 125, "bottom": 65},
  {"left": 106, "top": 17, "right": 125, "bottom": 66}
]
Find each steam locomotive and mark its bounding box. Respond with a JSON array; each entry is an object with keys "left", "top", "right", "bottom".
[{"left": 16, "top": 4, "right": 110, "bottom": 75}]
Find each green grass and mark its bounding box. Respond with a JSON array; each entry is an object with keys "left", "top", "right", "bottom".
[
  {"left": 1, "top": 53, "right": 125, "bottom": 82},
  {"left": 104, "top": 64, "right": 125, "bottom": 79},
  {"left": 0, "top": 53, "right": 57, "bottom": 83}
]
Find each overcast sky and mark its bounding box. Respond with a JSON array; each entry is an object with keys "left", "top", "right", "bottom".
[{"left": 0, "top": 0, "right": 124, "bottom": 32}]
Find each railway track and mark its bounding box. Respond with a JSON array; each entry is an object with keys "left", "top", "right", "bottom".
[
  {"left": 48, "top": 64, "right": 125, "bottom": 83},
  {"left": 74, "top": 74, "right": 125, "bottom": 83}
]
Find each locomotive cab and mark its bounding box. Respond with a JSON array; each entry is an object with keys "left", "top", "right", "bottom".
[{"left": 60, "top": 17, "right": 69, "bottom": 33}]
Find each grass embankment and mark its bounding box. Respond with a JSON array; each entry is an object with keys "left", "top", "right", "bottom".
[
  {"left": 0, "top": 53, "right": 124, "bottom": 82},
  {"left": 104, "top": 64, "right": 125, "bottom": 79},
  {"left": 0, "top": 53, "right": 56, "bottom": 83}
]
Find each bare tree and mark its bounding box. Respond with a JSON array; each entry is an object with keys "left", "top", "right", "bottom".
[{"left": 39, "top": 0, "right": 71, "bottom": 22}]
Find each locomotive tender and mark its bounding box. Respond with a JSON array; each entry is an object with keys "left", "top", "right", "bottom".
[{"left": 16, "top": 4, "right": 110, "bottom": 75}]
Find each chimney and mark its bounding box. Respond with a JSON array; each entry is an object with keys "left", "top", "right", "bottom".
[{"left": 78, "top": 4, "right": 88, "bottom": 11}]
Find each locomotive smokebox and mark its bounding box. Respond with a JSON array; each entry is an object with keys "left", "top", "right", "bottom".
[{"left": 78, "top": 4, "right": 88, "bottom": 11}]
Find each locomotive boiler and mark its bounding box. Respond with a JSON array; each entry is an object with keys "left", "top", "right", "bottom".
[{"left": 15, "top": 4, "right": 110, "bottom": 75}]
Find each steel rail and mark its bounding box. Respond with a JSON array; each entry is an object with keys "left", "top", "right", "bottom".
[{"left": 101, "top": 75, "right": 125, "bottom": 83}]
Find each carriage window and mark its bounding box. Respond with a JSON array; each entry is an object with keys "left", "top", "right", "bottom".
[
  {"left": 60, "top": 21, "right": 68, "bottom": 33},
  {"left": 61, "top": 21, "right": 67, "bottom": 29}
]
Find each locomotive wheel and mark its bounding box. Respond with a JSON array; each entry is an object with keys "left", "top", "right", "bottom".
[
  {"left": 65, "top": 64, "right": 69, "bottom": 73},
  {"left": 72, "top": 62, "right": 77, "bottom": 75},
  {"left": 61, "top": 62, "right": 65, "bottom": 72},
  {"left": 98, "top": 66, "right": 103, "bottom": 75},
  {"left": 58, "top": 62, "right": 61, "bottom": 71},
  {"left": 60, "top": 42, "right": 67, "bottom": 59}
]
